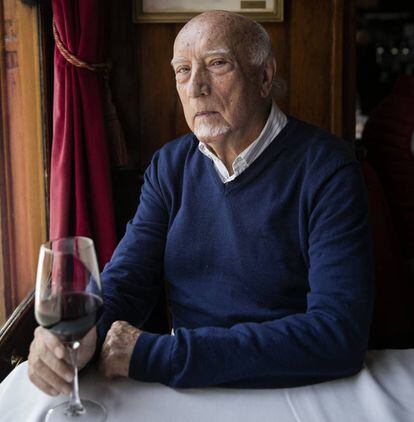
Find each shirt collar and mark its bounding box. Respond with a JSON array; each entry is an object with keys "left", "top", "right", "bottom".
[{"left": 198, "top": 102, "right": 287, "bottom": 182}]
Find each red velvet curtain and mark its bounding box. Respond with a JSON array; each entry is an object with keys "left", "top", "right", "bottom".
[{"left": 50, "top": 0, "right": 116, "bottom": 269}]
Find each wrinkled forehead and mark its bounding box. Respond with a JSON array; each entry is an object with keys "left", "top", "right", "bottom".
[{"left": 173, "top": 16, "right": 243, "bottom": 61}]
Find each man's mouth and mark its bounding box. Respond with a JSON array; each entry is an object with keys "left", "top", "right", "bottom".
[{"left": 195, "top": 111, "right": 218, "bottom": 118}]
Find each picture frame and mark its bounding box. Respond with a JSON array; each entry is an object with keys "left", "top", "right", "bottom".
[{"left": 133, "top": 0, "right": 284, "bottom": 23}]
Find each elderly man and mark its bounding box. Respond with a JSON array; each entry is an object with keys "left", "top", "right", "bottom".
[{"left": 28, "top": 11, "right": 373, "bottom": 394}]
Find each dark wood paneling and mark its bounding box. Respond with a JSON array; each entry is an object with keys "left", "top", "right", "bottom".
[
  {"left": 137, "top": 23, "right": 179, "bottom": 169},
  {"left": 290, "top": 0, "right": 337, "bottom": 131},
  {"left": 105, "top": 0, "right": 140, "bottom": 169}
]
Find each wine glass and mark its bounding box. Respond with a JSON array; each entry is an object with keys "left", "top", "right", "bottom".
[{"left": 35, "top": 237, "right": 107, "bottom": 421}]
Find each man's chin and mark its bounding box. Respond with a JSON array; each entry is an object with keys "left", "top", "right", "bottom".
[
  {"left": 196, "top": 133, "right": 227, "bottom": 144},
  {"left": 194, "top": 124, "right": 231, "bottom": 143}
]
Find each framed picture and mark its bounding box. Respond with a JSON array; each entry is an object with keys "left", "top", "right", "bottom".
[{"left": 133, "top": 0, "right": 284, "bottom": 23}]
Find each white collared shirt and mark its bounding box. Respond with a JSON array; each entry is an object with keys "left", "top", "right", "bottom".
[{"left": 198, "top": 102, "right": 287, "bottom": 183}]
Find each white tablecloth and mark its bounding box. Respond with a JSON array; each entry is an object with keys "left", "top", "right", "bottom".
[{"left": 0, "top": 350, "right": 413, "bottom": 422}]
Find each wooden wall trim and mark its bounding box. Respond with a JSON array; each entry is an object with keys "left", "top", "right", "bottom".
[
  {"left": 0, "top": 0, "right": 13, "bottom": 325},
  {"left": 0, "top": 0, "right": 47, "bottom": 323},
  {"left": 342, "top": 0, "right": 356, "bottom": 141},
  {"left": 330, "top": 0, "right": 344, "bottom": 136}
]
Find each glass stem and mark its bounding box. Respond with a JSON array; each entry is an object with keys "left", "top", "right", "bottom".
[{"left": 66, "top": 341, "right": 85, "bottom": 416}]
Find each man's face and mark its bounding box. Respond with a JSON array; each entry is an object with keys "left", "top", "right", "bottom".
[{"left": 171, "top": 18, "right": 265, "bottom": 148}]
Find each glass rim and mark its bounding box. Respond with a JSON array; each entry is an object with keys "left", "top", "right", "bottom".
[{"left": 40, "top": 236, "right": 95, "bottom": 253}]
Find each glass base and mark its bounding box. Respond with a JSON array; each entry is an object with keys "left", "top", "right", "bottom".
[{"left": 45, "top": 400, "right": 106, "bottom": 421}]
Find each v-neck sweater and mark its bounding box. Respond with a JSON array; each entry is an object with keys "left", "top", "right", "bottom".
[{"left": 99, "top": 117, "right": 374, "bottom": 388}]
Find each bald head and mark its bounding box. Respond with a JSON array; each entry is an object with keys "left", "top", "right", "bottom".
[{"left": 175, "top": 11, "right": 273, "bottom": 69}]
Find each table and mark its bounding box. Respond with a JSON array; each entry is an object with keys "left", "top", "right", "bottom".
[{"left": 1, "top": 350, "right": 413, "bottom": 422}]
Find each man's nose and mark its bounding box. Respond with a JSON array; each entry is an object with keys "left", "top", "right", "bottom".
[{"left": 187, "top": 67, "right": 209, "bottom": 98}]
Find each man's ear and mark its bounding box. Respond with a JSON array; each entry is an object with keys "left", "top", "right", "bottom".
[{"left": 260, "top": 57, "right": 277, "bottom": 98}]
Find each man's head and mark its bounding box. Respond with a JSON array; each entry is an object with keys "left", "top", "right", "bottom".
[{"left": 171, "top": 11, "right": 277, "bottom": 152}]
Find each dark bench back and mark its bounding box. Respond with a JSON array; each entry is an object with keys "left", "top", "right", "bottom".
[{"left": 0, "top": 291, "right": 37, "bottom": 382}]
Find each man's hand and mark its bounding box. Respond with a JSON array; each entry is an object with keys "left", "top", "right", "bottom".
[
  {"left": 99, "top": 321, "right": 141, "bottom": 378},
  {"left": 28, "top": 326, "right": 97, "bottom": 396}
]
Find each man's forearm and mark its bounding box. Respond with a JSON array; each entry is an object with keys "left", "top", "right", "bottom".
[{"left": 127, "top": 304, "right": 371, "bottom": 388}]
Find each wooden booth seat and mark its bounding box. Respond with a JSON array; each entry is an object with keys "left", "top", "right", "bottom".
[{"left": 0, "top": 292, "right": 37, "bottom": 383}]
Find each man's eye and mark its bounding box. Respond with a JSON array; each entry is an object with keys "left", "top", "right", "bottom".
[
  {"left": 176, "top": 67, "right": 190, "bottom": 74},
  {"left": 211, "top": 60, "right": 225, "bottom": 66}
]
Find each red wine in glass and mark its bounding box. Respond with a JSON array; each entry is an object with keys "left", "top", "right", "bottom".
[{"left": 36, "top": 292, "right": 103, "bottom": 343}]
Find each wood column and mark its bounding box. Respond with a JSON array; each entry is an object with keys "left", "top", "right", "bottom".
[{"left": 0, "top": 0, "right": 48, "bottom": 324}]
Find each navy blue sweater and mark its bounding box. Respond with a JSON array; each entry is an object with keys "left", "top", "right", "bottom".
[{"left": 99, "top": 117, "right": 374, "bottom": 388}]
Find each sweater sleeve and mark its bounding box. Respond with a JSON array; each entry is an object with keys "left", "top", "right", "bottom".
[
  {"left": 129, "top": 162, "right": 374, "bottom": 388},
  {"left": 96, "top": 152, "right": 169, "bottom": 347}
]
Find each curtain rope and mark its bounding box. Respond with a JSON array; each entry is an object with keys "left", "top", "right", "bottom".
[
  {"left": 52, "top": 18, "right": 128, "bottom": 167},
  {"left": 52, "top": 19, "right": 108, "bottom": 72}
]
